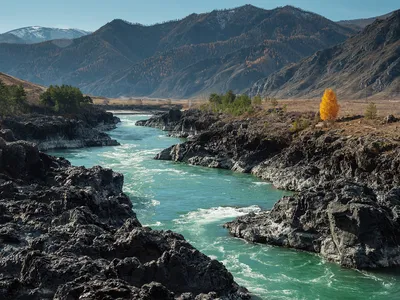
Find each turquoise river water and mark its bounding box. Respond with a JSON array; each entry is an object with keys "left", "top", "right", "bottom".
[{"left": 48, "top": 115, "right": 400, "bottom": 300}]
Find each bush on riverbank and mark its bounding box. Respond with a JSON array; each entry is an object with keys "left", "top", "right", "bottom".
[
  {"left": 204, "top": 90, "right": 255, "bottom": 116},
  {"left": 40, "top": 85, "right": 93, "bottom": 113}
]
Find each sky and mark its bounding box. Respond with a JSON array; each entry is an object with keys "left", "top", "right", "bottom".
[{"left": 0, "top": 0, "right": 398, "bottom": 33}]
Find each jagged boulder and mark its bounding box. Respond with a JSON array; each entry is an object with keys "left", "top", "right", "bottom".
[{"left": 225, "top": 181, "right": 400, "bottom": 269}]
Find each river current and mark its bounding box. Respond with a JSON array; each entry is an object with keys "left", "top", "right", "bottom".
[{"left": 48, "top": 115, "right": 400, "bottom": 300}]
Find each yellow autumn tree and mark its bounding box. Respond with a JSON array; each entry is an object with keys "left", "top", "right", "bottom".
[{"left": 320, "top": 89, "right": 339, "bottom": 121}]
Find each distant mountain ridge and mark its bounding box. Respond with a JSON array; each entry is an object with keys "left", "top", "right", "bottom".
[
  {"left": 0, "top": 5, "right": 355, "bottom": 98},
  {"left": 250, "top": 10, "right": 400, "bottom": 99},
  {"left": 0, "top": 26, "right": 91, "bottom": 44},
  {"left": 337, "top": 12, "right": 394, "bottom": 31}
]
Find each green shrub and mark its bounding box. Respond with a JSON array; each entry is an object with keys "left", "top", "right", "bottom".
[
  {"left": 207, "top": 91, "right": 253, "bottom": 116},
  {"left": 313, "top": 112, "right": 321, "bottom": 124},
  {"left": 252, "top": 95, "right": 262, "bottom": 106},
  {"left": 365, "top": 102, "right": 377, "bottom": 119}
]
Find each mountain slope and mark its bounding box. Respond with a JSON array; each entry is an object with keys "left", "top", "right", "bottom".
[
  {"left": 250, "top": 10, "right": 400, "bottom": 99},
  {"left": 0, "top": 33, "right": 25, "bottom": 44},
  {"left": 90, "top": 5, "right": 355, "bottom": 98},
  {"left": 0, "top": 5, "right": 355, "bottom": 98},
  {"left": 0, "top": 26, "right": 91, "bottom": 44},
  {"left": 337, "top": 12, "right": 393, "bottom": 31}
]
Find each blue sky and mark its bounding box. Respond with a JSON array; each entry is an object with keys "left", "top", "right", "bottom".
[{"left": 0, "top": 0, "right": 398, "bottom": 33}]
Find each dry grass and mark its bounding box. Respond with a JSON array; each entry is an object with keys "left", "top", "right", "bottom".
[
  {"left": 189, "top": 96, "right": 400, "bottom": 141},
  {"left": 271, "top": 98, "right": 400, "bottom": 117},
  {"left": 264, "top": 98, "right": 400, "bottom": 141}
]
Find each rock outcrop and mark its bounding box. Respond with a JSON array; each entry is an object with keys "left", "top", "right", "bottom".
[
  {"left": 138, "top": 109, "right": 291, "bottom": 172},
  {"left": 136, "top": 109, "right": 219, "bottom": 138},
  {"left": 2, "top": 108, "right": 120, "bottom": 150},
  {"left": 0, "top": 136, "right": 249, "bottom": 299},
  {"left": 224, "top": 181, "right": 400, "bottom": 269},
  {"left": 140, "top": 109, "right": 400, "bottom": 269}
]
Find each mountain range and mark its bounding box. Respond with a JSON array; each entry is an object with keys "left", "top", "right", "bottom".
[
  {"left": 250, "top": 10, "right": 400, "bottom": 99},
  {"left": 0, "top": 5, "right": 355, "bottom": 98},
  {"left": 0, "top": 5, "right": 398, "bottom": 99},
  {"left": 0, "top": 26, "right": 91, "bottom": 44}
]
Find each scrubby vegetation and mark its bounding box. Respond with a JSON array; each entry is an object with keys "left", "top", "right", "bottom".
[
  {"left": 290, "top": 118, "right": 311, "bottom": 133},
  {"left": 365, "top": 102, "right": 377, "bottom": 119},
  {"left": 269, "top": 98, "right": 279, "bottom": 109},
  {"left": 40, "top": 85, "right": 92, "bottom": 113},
  {"left": 0, "top": 80, "right": 28, "bottom": 117},
  {"left": 204, "top": 91, "right": 256, "bottom": 116},
  {"left": 320, "top": 89, "right": 339, "bottom": 121},
  {"left": 252, "top": 95, "right": 262, "bottom": 106}
]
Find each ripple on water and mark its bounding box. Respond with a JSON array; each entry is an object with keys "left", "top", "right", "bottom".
[{"left": 173, "top": 205, "right": 261, "bottom": 225}]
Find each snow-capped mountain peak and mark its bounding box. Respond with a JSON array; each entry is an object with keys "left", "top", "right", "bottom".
[{"left": 1, "top": 26, "right": 91, "bottom": 44}]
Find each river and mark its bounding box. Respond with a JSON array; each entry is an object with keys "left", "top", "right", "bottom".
[{"left": 48, "top": 115, "right": 400, "bottom": 300}]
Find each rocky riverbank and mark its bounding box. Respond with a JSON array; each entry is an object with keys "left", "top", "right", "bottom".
[
  {"left": 1, "top": 107, "right": 120, "bottom": 150},
  {"left": 0, "top": 134, "right": 249, "bottom": 299},
  {"left": 137, "top": 109, "right": 400, "bottom": 269}
]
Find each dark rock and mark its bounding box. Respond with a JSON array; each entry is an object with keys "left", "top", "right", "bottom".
[
  {"left": 384, "top": 114, "right": 398, "bottom": 123},
  {"left": 0, "top": 129, "right": 16, "bottom": 142},
  {"left": 146, "top": 110, "right": 289, "bottom": 173},
  {"left": 136, "top": 109, "right": 219, "bottom": 138},
  {"left": 0, "top": 137, "right": 249, "bottom": 299},
  {"left": 225, "top": 181, "right": 400, "bottom": 269},
  {"left": 2, "top": 111, "right": 120, "bottom": 150}
]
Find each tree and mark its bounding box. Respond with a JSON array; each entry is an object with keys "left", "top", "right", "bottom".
[
  {"left": 252, "top": 95, "right": 262, "bottom": 106},
  {"left": 209, "top": 93, "right": 222, "bottom": 105},
  {"left": 0, "top": 80, "right": 28, "bottom": 117},
  {"left": 8, "top": 85, "right": 27, "bottom": 113},
  {"left": 320, "top": 89, "right": 339, "bottom": 121},
  {"left": 228, "top": 94, "right": 252, "bottom": 116},
  {"left": 40, "top": 85, "right": 88, "bottom": 113},
  {"left": 365, "top": 102, "right": 377, "bottom": 119},
  {"left": 0, "top": 80, "right": 10, "bottom": 117},
  {"left": 222, "top": 90, "right": 236, "bottom": 106}
]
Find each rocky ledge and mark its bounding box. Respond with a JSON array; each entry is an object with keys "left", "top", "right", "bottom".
[
  {"left": 224, "top": 181, "right": 400, "bottom": 269},
  {"left": 138, "top": 109, "right": 400, "bottom": 269},
  {"left": 136, "top": 109, "right": 219, "bottom": 138},
  {"left": 1, "top": 108, "right": 120, "bottom": 150},
  {"left": 0, "top": 136, "right": 249, "bottom": 299}
]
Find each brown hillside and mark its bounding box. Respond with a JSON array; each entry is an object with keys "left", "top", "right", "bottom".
[{"left": 0, "top": 72, "right": 46, "bottom": 104}]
